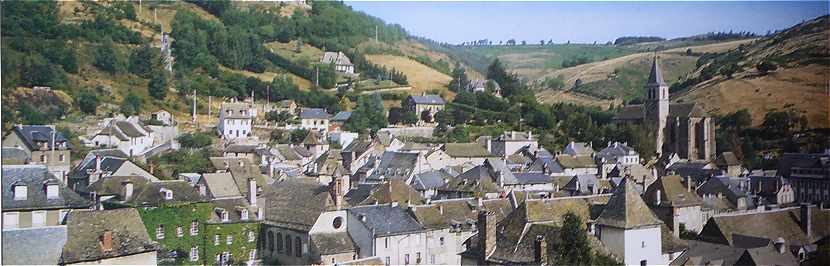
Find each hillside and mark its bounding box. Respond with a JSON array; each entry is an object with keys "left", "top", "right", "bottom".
[
  {"left": 365, "top": 55, "right": 453, "bottom": 96},
  {"left": 461, "top": 44, "right": 637, "bottom": 80},
  {"left": 535, "top": 39, "right": 754, "bottom": 102},
  {"left": 676, "top": 16, "right": 829, "bottom": 128}
]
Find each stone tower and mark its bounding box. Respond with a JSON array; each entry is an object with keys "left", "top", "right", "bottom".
[{"left": 644, "top": 56, "right": 669, "bottom": 155}]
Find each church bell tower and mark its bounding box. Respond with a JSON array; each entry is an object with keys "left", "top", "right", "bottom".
[{"left": 644, "top": 56, "right": 669, "bottom": 155}]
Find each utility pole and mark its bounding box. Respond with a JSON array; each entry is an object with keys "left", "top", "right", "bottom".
[
  {"left": 208, "top": 96, "right": 212, "bottom": 117},
  {"left": 315, "top": 65, "right": 320, "bottom": 88},
  {"left": 375, "top": 25, "right": 379, "bottom": 43},
  {"left": 192, "top": 90, "right": 197, "bottom": 123}
]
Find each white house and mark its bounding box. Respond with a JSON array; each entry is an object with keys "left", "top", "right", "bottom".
[
  {"left": 91, "top": 116, "right": 155, "bottom": 157},
  {"left": 595, "top": 179, "right": 665, "bottom": 266},
  {"left": 490, "top": 131, "right": 538, "bottom": 157},
  {"left": 299, "top": 108, "right": 331, "bottom": 131},
  {"left": 218, "top": 101, "right": 254, "bottom": 140},
  {"left": 150, "top": 110, "right": 173, "bottom": 126},
  {"left": 321, "top": 52, "right": 355, "bottom": 75}
]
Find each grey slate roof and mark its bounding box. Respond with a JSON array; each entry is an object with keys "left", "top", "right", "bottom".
[
  {"left": 61, "top": 209, "right": 157, "bottom": 264},
  {"left": 597, "top": 142, "right": 638, "bottom": 161},
  {"left": 311, "top": 232, "right": 357, "bottom": 255},
  {"left": 513, "top": 172, "right": 552, "bottom": 185},
  {"left": 349, "top": 204, "right": 424, "bottom": 236},
  {"left": 321, "top": 51, "right": 353, "bottom": 66},
  {"left": 8, "top": 125, "right": 70, "bottom": 150},
  {"left": 368, "top": 151, "right": 419, "bottom": 181},
  {"left": 408, "top": 95, "right": 446, "bottom": 105},
  {"left": 71, "top": 156, "right": 128, "bottom": 180},
  {"left": 263, "top": 178, "right": 333, "bottom": 231},
  {"left": 2, "top": 226, "right": 68, "bottom": 265},
  {"left": 411, "top": 169, "right": 452, "bottom": 190},
  {"left": 300, "top": 108, "right": 331, "bottom": 119},
  {"left": 596, "top": 178, "right": 663, "bottom": 229},
  {"left": 332, "top": 111, "right": 352, "bottom": 122},
  {"left": 201, "top": 172, "right": 242, "bottom": 199},
  {"left": 2, "top": 165, "right": 90, "bottom": 211},
  {"left": 2, "top": 147, "right": 30, "bottom": 164}
]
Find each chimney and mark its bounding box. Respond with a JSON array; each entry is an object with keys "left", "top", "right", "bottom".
[
  {"left": 123, "top": 182, "right": 134, "bottom": 200},
  {"left": 800, "top": 204, "right": 812, "bottom": 240},
  {"left": 95, "top": 155, "right": 102, "bottom": 173},
  {"left": 687, "top": 177, "right": 693, "bottom": 192},
  {"left": 332, "top": 177, "right": 344, "bottom": 210},
  {"left": 149, "top": 163, "right": 155, "bottom": 174},
  {"left": 773, "top": 238, "right": 787, "bottom": 254},
  {"left": 534, "top": 235, "right": 548, "bottom": 264},
  {"left": 511, "top": 131, "right": 516, "bottom": 139},
  {"left": 248, "top": 178, "right": 257, "bottom": 206},
  {"left": 655, "top": 189, "right": 662, "bottom": 205},
  {"left": 477, "top": 210, "right": 497, "bottom": 263},
  {"left": 99, "top": 230, "right": 113, "bottom": 252},
  {"left": 486, "top": 139, "right": 492, "bottom": 154},
  {"left": 527, "top": 131, "right": 532, "bottom": 140},
  {"left": 438, "top": 205, "right": 444, "bottom": 214},
  {"left": 672, "top": 212, "right": 680, "bottom": 239}
]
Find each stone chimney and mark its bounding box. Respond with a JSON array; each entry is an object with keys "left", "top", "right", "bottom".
[
  {"left": 687, "top": 177, "right": 693, "bottom": 192},
  {"left": 534, "top": 235, "right": 548, "bottom": 264},
  {"left": 99, "top": 230, "right": 113, "bottom": 252},
  {"left": 511, "top": 131, "right": 516, "bottom": 139},
  {"left": 773, "top": 237, "right": 787, "bottom": 254},
  {"left": 248, "top": 178, "right": 257, "bottom": 206},
  {"left": 800, "top": 204, "right": 812, "bottom": 240},
  {"left": 438, "top": 205, "right": 444, "bottom": 215},
  {"left": 123, "top": 181, "right": 134, "bottom": 200},
  {"left": 477, "top": 210, "right": 497, "bottom": 262},
  {"left": 331, "top": 176, "right": 344, "bottom": 210},
  {"left": 95, "top": 155, "right": 102, "bottom": 173},
  {"left": 672, "top": 212, "right": 680, "bottom": 239},
  {"left": 527, "top": 131, "right": 532, "bottom": 140}
]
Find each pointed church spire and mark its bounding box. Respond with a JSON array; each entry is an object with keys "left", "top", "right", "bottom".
[{"left": 646, "top": 55, "right": 666, "bottom": 86}]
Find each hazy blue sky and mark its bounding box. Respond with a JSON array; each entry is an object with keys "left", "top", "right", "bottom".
[{"left": 347, "top": 1, "right": 829, "bottom": 44}]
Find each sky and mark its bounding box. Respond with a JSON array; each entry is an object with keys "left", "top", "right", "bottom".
[{"left": 347, "top": 1, "right": 829, "bottom": 44}]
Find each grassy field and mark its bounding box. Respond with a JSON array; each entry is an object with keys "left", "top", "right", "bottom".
[
  {"left": 462, "top": 44, "right": 638, "bottom": 80},
  {"left": 366, "top": 54, "right": 453, "bottom": 97},
  {"left": 265, "top": 40, "right": 325, "bottom": 67}
]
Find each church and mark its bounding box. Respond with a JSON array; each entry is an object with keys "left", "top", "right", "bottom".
[{"left": 613, "top": 56, "right": 716, "bottom": 162}]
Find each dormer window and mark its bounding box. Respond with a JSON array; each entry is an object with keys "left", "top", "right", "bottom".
[
  {"left": 13, "top": 184, "right": 27, "bottom": 201},
  {"left": 177, "top": 225, "right": 184, "bottom": 237},
  {"left": 40, "top": 154, "right": 47, "bottom": 163},
  {"left": 161, "top": 189, "right": 173, "bottom": 200},
  {"left": 240, "top": 209, "right": 249, "bottom": 220},
  {"left": 45, "top": 183, "right": 60, "bottom": 200},
  {"left": 156, "top": 224, "right": 165, "bottom": 240},
  {"left": 221, "top": 210, "right": 229, "bottom": 222}
]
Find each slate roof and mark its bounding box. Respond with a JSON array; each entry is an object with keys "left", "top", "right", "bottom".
[
  {"left": 564, "top": 141, "right": 595, "bottom": 156},
  {"left": 614, "top": 105, "right": 645, "bottom": 121},
  {"left": 512, "top": 172, "right": 551, "bottom": 185},
  {"left": 208, "top": 197, "right": 258, "bottom": 223},
  {"left": 2, "top": 147, "right": 30, "bottom": 164},
  {"left": 698, "top": 206, "right": 830, "bottom": 247},
  {"left": 644, "top": 175, "right": 704, "bottom": 208},
  {"left": 346, "top": 179, "right": 425, "bottom": 206},
  {"left": 410, "top": 169, "right": 452, "bottom": 191},
  {"left": 321, "top": 51, "right": 353, "bottom": 66},
  {"left": 647, "top": 56, "right": 666, "bottom": 86},
  {"left": 311, "top": 232, "right": 357, "bottom": 255},
  {"left": 555, "top": 154, "right": 597, "bottom": 169},
  {"left": 442, "top": 143, "right": 492, "bottom": 158},
  {"left": 369, "top": 151, "right": 419, "bottom": 181},
  {"left": 736, "top": 244, "right": 799, "bottom": 266},
  {"left": 2, "top": 165, "right": 90, "bottom": 211},
  {"left": 563, "top": 174, "right": 611, "bottom": 195},
  {"left": 715, "top": 152, "right": 741, "bottom": 167},
  {"left": 262, "top": 178, "right": 333, "bottom": 231},
  {"left": 596, "top": 178, "right": 663, "bottom": 229},
  {"left": 7, "top": 125, "right": 70, "bottom": 150},
  {"left": 224, "top": 144, "right": 259, "bottom": 154},
  {"left": 666, "top": 161, "right": 720, "bottom": 184},
  {"left": 343, "top": 136, "right": 373, "bottom": 154},
  {"left": 697, "top": 176, "right": 754, "bottom": 209},
  {"left": 80, "top": 149, "right": 129, "bottom": 167},
  {"left": 299, "top": 108, "right": 331, "bottom": 119},
  {"left": 467, "top": 79, "right": 501, "bottom": 91},
  {"left": 201, "top": 172, "right": 242, "bottom": 199},
  {"left": 439, "top": 165, "right": 500, "bottom": 193},
  {"left": 209, "top": 157, "right": 268, "bottom": 197},
  {"left": 121, "top": 180, "right": 206, "bottom": 206},
  {"left": 115, "top": 121, "right": 146, "bottom": 138},
  {"left": 349, "top": 204, "right": 424, "bottom": 236},
  {"left": 670, "top": 240, "right": 745, "bottom": 266},
  {"left": 2, "top": 226, "right": 68, "bottom": 265},
  {"left": 312, "top": 150, "right": 343, "bottom": 176},
  {"left": 221, "top": 102, "right": 253, "bottom": 119},
  {"left": 332, "top": 111, "right": 352, "bottom": 122},
  {"left": 408, "top": 95, "right": 446, "bottom": 105},
  {"left": 597, "top": 142, "right": 638, "bottom": 161},
  {"left": 70, "top": 156, "right": 130, "bottom": 180},
  {"left": 61, "top": 209, "right": 157, "bottom": 264}
]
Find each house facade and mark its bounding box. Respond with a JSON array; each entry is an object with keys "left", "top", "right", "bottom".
[
  {"left": 2, "top": 165, "right": 90, "bottom": 230},
  {"left": 219, "top": 101, "right": 254, "bottom": 140},
  {"left": 405, "top": 95, "right": 446, "bottom": 124},
  {"left": 2, "top": 125, "right": 72, "bottom": 178}
]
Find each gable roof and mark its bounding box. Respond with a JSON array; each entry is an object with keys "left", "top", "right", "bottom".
[
  {"left": 220, "top": 102, "right": 253, "bottom": 119},
  {"left": 564, "top": 141, "right": 595, "bottom": 156},
  {"left": 408, "top": 95, "right": 446, "bottom": 105},
  {"left": 349, "top": 204, "right": 423, "bottom": 236},
  {"left": 8, "top": 125, "right": 70, "bottom": 150},
  {"left": 321, "top": 51, "right": 353, "bottom": 66},
  {"left": 61, "top": 209, "right": 157, "bottom": 264},
  {"left": 262, "top": 178, "right": 333, "bottom": 231},
  {"left": 2, "top": 165, "right": 90, "bottom": 211},
  {"left": 310, "top": 232, "right": 357, "bottom": 255},
  {"left": 597, "top": 142, "right": 638, "bottom": 161},
  {"left": 300, "top": 108, "right": 331, "bottom": 119},
  {"left": 2, "top": 226, "right": 67, "bottom": 265},
  {"left": 644, "top": 175, "right": 704, "bottom": 208},
  {"left": 442, "top": 143, "right": 492, "bottom": 158},
  {"left": 201, "top": 172, "right": 242, "bottom": 199},
  {"left": 332, "top": 111, "right": 352, "bottom": 122},
  {"left": 698, "top": 206, "right": 830, "bottom": 247},
  {"left": 596, "top": 178, "right": 663, "bottom": 229},
  {"left": 346, "top": 179, "right": 425, "bottom": 206},
  {"left": 555, "top": 154, "right": 596, "bottom": 169},
  {"left": 410, "top": 169, "right": 452, "bottom": 190}
]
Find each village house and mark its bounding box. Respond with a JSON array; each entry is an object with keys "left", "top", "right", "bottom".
[
  {"left": 90, "top": 116, "right": 156, "bottom": 157},
  {"left": 643, "top": 175, "right": 706, "bottom": 233},
  {"left": 299, "top": 108, "right": 332, "bottom": 131},
  {"left": 2, "top": 165, "right": 91, "bottom": 230},
  {"left": 405, "top": 94, "right": 446, "bottom": 124},
  {"left": 329, "top": 111, "right": 352, "bottom": 132},
  {"left": 466, "top": 79, "right": 502, "bottom": 96},
  {"left": 550, "top": 154, "right": 598, "bottom": 176},
  {"left": 342, "top": 135, "right": 381, "bottom": 177},
  {"left": 321, "top": 51, "right": 355, "bottom": 74},
  {"left": 596, "top": 141, "right": 640, "bottom": 177},
  {"left": 595, "top": 179, "right": 666, "bottom": 265},
  {"left": 345, "top": 179, "right": 425, "bottom": 207},
  {"left": 613, "top": 56, "right": 716, "bottom": 161},
  {"left": 489, "top": 131, "right": 538, "bottom": 157},
  {"left": 2, "top": 124, "right": 72, "bottom": 178},
  {"left": 364, "top": 151, "right": 427, "bottom": 184},
  {"left": 150, "top": 109, "right": 174, "bottom": 126},
  {"left": 441, "top": 142, "right": 497, "bottom": 167},
  {"left": 410, "top": 169, "right": 454, "bottom": 199},
  {"left": 696, "top": 176, "right": 755, "bottom": 211},
  {"left": 60, "top": 208, "right": 158, "bottom": 265},
  {"left": 348, "top": 203, "right": 427, "bottom": 266},
  {"left": 218, "top": 101, "right": 254, "bottom": 140},
  {"left": 68, "top": 155, "right": 158, "bottom": 194},
  {"left": 776, "top": 152, "right": 830, "bottom": 204}
]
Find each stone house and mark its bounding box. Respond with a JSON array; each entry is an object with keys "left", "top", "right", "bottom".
[
  {"left": 218, "top": 101, "right": 254, "bottom": 140},
  {"left": 643, "top": 175, "right": 706, "bottom": 233},
  {"left": 466, "top": 79, "right": 502, "bottom": 96},
  {"left": 2, "top": 124, "right": 72, "bottom": 179},
  {"left": 90, "top": 116, "right": 156, "bottom": 157},
  {"left": 595, "top": 179, "right": 666, "bottom": 265},
  {"left": 2, "top": 165, "right": 90, "bottom": 230},
  {"left": 299, "top": 108, "right": 331, "bottom": 131},
  {"left": 321, "top": 52, "right": 355, "bottom": 74},
  {"left": 405, "top": 94, "right": 446, "bottom": 124},
  {"left": 61, "top": 208, "right": 158, "bottom": 265},
  {"left": 68, "top": 155, "right": 158, "bottom": 194}
]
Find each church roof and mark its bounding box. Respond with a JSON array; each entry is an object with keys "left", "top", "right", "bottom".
[
  {"left": 647, "top": 56, "right": 666, "bottom": 87},
  {"left": 596, "top": 178, "right": 663, "bottom": 229}
]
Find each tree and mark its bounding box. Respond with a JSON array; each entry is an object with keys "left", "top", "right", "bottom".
[
  {"left": 119, "top": 92, "right": 142, "bottom": 116},
  {"left": 177, "top": 132, "right": 214, "bottom": 148},
  {"left": 756, "top": 60, "right": 778, "bottom": 74},
  {"left": 448, "top": 64, "right": 470, "bottom": 93},
  {"left": 129, "top": 45, "right": 160, "bottom": 78},
  {"left": 289, "top": 129, "right": 309, "bottom": 144},
  {"left": 345, "top": 94, "right": 387, "bottom": 132},
  {"left": 95, "top": 38, "right": 119, "bottom": 74},
  {"left": 401, "top": 111, "right": 418, "bottom": 125},
  {"left": 339, "top": 96, "right": 353, "bottom": 112},
  {"left": 148, "top": 72, "right": 169, "bottom": 100},
  {"left": 552, "top": 212, "right": 593, "bottom": 265},
  {"left": 76, "top": 90, "right": 99, "bottom": 114},
  {"left": 686, "top": 48, "right": 693, "bottom": 56}
]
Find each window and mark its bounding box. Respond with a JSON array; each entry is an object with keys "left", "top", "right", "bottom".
[
  {"left": 295, "top": 236, "right": 302, "bottom": 257},
  {"left": 40, "top": 154, "right": 47, "bottom": 163},
  {"left": 405, "top": 254, "right": 410, "bottom": 265},
  {"left": 241, "top": 209, "right": 249, "bottom": 220},
  {"left": 163, "top": 189, "right": 173, "bottom": 200},
  {"left": 640, "top": 260, "right": 647, "bottom": 266},
  {"left": 439, "top": 237, "right": 445, "bottom": 246},
  {"left": 221, "top": 211, "right": 229, "bottom": 222},
  {"left": 227, "top": 235, "right": 233, "bottom": 245},
  {"left": 276, "top": 233, "right": 283, "bottom": 253},
  {"left": 215, "top": 234, "right": 220, "bottom": 246},
  {"left": 248, "top": 231, "right": 255, "bottom": 242},
  {"left": 4, "top": 212, "right": 19, "bottom": 228},
  {"left": 190, "top": 221, "right": 199, "bottom": 236},
  {"left": 176, "top": 225, "right": 184, "bottom": 237},
  {"left": 13, "top": 185, "right": 27, "bottom": 200},
  {"left": 641, "top": 241, "right": 646, "bottom": 248},
  {"left": 249, "top": 250, "right": 256, "bottom": 262},
  {"left": 59, "top": 154, "right": 65, "bottom": 162},
  {"left": 46, "top": 184, "right": 59, "bottom": 199},
  {"left": 31, "top": 210, "right": 46, "bottom": 227},
  {"left": 156, "top": 225, "right": 165, "bottom": 239},
  {"left": 416, "top": 252, "right": 421, "bottom": 264},
  {"left": 190, "top": 246, "right": 199, "bottom": 262},
  {"left": 385, "top": 237, "right": 389, "bottom": 248},
  {"left": 332, "top": 217, "right": 343, "bottom": 229},
  {"left": 285, "top": 236, "right": 292, "bottom": 256},
  {"left": 385, "top": 257, "right": 390, "bottom": 266},
  {"left": 221, "top": 252, "right": 230, "bottom": 264}
]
